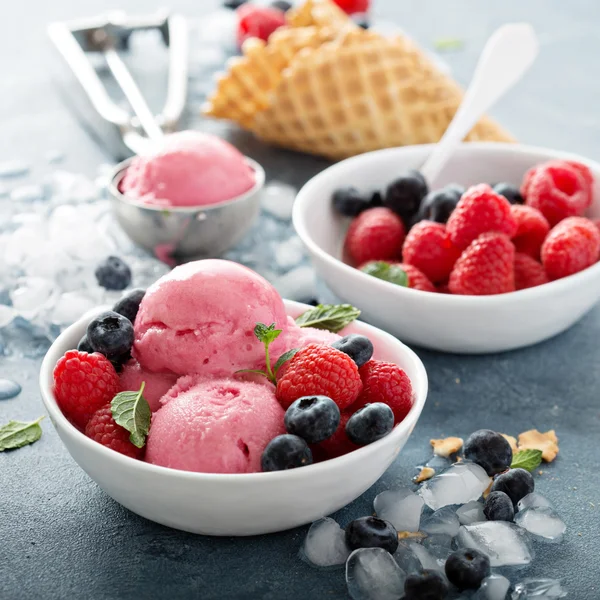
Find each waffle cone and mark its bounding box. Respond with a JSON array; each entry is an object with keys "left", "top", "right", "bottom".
[{"left": 286, "top": 0, "right": 353, "bottom": 30}]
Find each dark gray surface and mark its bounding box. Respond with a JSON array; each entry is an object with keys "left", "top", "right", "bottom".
[{"left": 1, "top": 1, "right": 600, "bottom": 599}]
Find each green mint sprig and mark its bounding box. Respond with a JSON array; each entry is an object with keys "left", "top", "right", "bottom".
[
  {"left": 0, "top": 416, "right": 44, "bottom": 452},
  {"left": 510, "top": 449, "right": 543, "bottom": 472},
  {"left": 236, "top": 323, "right": 298, "bottom": 384},
  {"left": 360, "top": 261, "right": 408, "bottom": 287},
  {"left": 111, "top": 382, "right": 151, "bottom": 448},
  {"left": 295, "top": 304, "right": 361, "bottom": 333}
]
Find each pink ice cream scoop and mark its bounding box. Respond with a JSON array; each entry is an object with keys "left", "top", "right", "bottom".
[
  {"left": 146, "top": 376, "right": 285, "bottom": 473},
  {"left": 119, "top": 359, "right": 177, "bottom": 412},
  {"left": 119, "top": 131, "right": 256, "bottom": 207},
  {"left": 133, "top": 259, "right": 291, "bottom": 376}
]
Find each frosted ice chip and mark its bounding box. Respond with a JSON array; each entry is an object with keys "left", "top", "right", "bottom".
[
  {"left": 457, "top": 501, "right": 486, "bottom": 525},
  {"left": 10, "top": 184, "right": 45, "bottom": 202},
  {"left": 0, "top": 305, "right": 15, "bottom": 328},
  {"left": 474, "top": 574, "right": 511, "bottom": 600},
  {"left": 0, "top": 160, "right": 30, "bottom": 178},
  {"left": 393, "top": 542, "right": 422, "bottom": 574},
  {"left": 262, "top": 181, "right": 296, "bottom": 220},
  {"left": 517, "top": 493, "right": 552, "bottom": 513},
  {"left": 346, "top": 548, "right": 406, "bottom": 600},
  {"left": 374, "top": 488, "right": 424, "bottom": 532},
  {"left": 514, "top": 507, "right": 566, "bottom": 543},
  {"left": 421, "top": 506, "right": 460, "bottom": 537},
  {"left": 426, "top": 455, "right": 452, "bottom": 470},
  {"left": 406, "top": 541, "right": 443, "bottom": 571},
  {"left": 457, "top": 522, "right": 534, "bottom": 567},
  {"left": 52, "top": 292, "right": 96, "bottom": 327},
  {"left": 301, "top": 518, "right": 351, "bottom": 568},
  {"left": 11, "top": 277, "right": 57, "bottom": 319},
  {"left": 49, "top": 170, "right": 97, "bottom": 203},
  {"left": 511, "top": 578, "right": 567, "bottom": 599},
  {"left": 273, "top": 266, "right": 317, "bottom": 302},
  {"left": 273, "top": 236, "right": 305, "bottom": 270},
  {"left": 419, "top": 463, "right": 491, "bottom": 510}
]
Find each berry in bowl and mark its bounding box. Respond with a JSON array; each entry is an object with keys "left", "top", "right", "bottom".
[
  {"left": 293, "top": 143, "right": 600, "bottom": 353},
  {"left": 109, "top": 131, "right": 265, "bottom": 263},
  {"left": 40, "top": 259, "right": 427, "bottom": 535}
]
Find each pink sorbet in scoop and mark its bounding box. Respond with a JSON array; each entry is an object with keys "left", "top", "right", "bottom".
[
  {"left": 146, "top": 376, "right": 285, "bottom": 473},
  {"left": 119, "top": 359, "right": 177, "bottom": 412},
  {"left": 119, "top": 131, "right": 255, "bottom": 207},
  {"left": 133, "top": 259, "right": 291, "bottom": 376}
]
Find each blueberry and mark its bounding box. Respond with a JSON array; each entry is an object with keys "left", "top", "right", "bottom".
[
  {"left": 445, "top": 548, "right": 490, "bottom": 590},
  {"left": 416, "top": 184, "right": 464, "bottom": 224},
  {"left": 87, "top": 311, "right": 134, "bottom": 360},
  {"left": 370, "top": 190, "right": 384, "bottom": 207},
  {"left": 404, "top": 569, "right": 449, "bottom": 600},
  {"left": 353, "top": 15, "right": 370, "bottom": 29},
  {"left": 493, "top": 182, "right": 524, "bottom": 204},
  {"left": 223, "top": 0, "right": 247, "bottom": 8},
  {"left": 345, "top": 516, "right": 398, "bottom": 553},
  {"left": 113, "top": 288, "right": 146, "bottom": 324},
  {"left": 270, "top": 0, "right": 291, "bottom": 10},
  {"left": 331, "top": 334, "right": 373, "bottom": 367},
  {"left": 384, "top": 170, "right": 428, "bottom": 223},
  {"left": 284, "top": 396, "right": 340, "bottom": 444},
  {"left": 484, "top": 490, "right": 515, "bottom": 522},
  {"left": 332, "top": 186, "right": 371, "bottom": 217},
  {"left": 77, "top": 335, "right": 93, "bottom": 353},
  {"left": 463, "top": 429, "right": 513, "bottom": 476},
  {"left": 491, "top": 468, "right": 535, "bottom": 506},
  {"left": 261, "top": 434, "right": 313, "bottom": 471},
  {"left": 345, "top": 403, "right": 394, "bottom": 446},
  {"left": 95, "top": 256, "right": 132, "bottom": 291}
]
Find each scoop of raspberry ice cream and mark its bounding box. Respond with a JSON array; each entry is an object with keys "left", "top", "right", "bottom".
[
  {"left": 146, "top": 376, "right": 285, "bottom": 473},
  {"left": 133, "top": 260, "right": 290, "bottom": 376},
  {"left": 119, "top": 359, "right": 177, "bottom": 412}
]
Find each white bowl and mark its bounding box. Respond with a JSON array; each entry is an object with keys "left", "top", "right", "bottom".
[
  {"left": 39, "top": 300, "right": 427, "bottom": 536},
  {"left": 293, "top": 142, "right": 600, "bottom": 354}
]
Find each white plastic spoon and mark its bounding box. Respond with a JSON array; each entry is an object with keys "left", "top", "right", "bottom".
[{"left": 420, "top": 23, "right": 539, "bottom": 186}]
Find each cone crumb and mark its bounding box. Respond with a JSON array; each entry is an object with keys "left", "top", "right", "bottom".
[
  {"left": 413, "top": 466, "right": 435, "bottom": 483},
  {"left": 501, "top": 433, "right": 518, "bottom": 453},
  {"left": 430, "top": 436, "right": 463, "bottom": 457},
  {"left": 518, "top": 429, "right": 559, "bottom": 462}
]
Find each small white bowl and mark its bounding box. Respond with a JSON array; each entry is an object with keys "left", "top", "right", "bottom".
[
  {"left": 293, "top": 143, "right": 600, "bottom": 354},
  {"left": 39, "top": 300, "right": 427, "bottom": 536}
]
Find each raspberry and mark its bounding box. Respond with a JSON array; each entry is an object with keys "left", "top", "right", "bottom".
[
  {"left": 514, "top": 253, "right": 549, "bottom": 290},
  {"left": 523, "top": 161, "right": 590, "bottom": 226},
  {"left": 436, "top": 282, "right": 451, "bottom": 294},
  {"left": 402, "top": 221, "right": 461, "bottom": 283},
  {"left": 276, "top": 344, "right": 362, "bottom": 410},
  {"left": 391, "top": 263, "right": 436, "bottom": 292},
  {"left": 448, "top": 233, "right": 515, "bottom": 296},
  {"left": 236, "top": 4, "right": 286, "bottom": 47},
  {"left": 352, "top": 360, "right": 413, "bottom": 423},
  {"left": 510, "top": 205, "right": 550, "bottom": 259},
  {"left": 541, "top": 217, "right": 600, "bottom": 280},
  {"left": 345, "top": 207, "right": 405, "bottom": 266},
  {"left": 522, "top": 159, "right": 593, "bottom": 200},
  {"left": 85, "top": 405, "right": 144, "bottom": 459},
  {"left": 592, "top": 218, "right": 600, "bottom": 235},
  {"left": 53, "top": 350, "right": 120, "bottom": 429},
  {"left": 315, "top": 412, "right": 358, "bottom": 459},
  {"left": 333, "top": 0, "right": 370, "bottom": 14},
  {"left": 446, "top": 184, "right": 517, "bottom": 250}
]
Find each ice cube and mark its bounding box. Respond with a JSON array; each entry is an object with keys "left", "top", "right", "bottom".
[
  {"left": 419, "top": 463, "right": 491, "bottom": 510},
  {"left": 457, "top": 522, "right": 534, "bottom": 567},
  {"left": 517, "top": 493, "right": 552, "bottom": 512},
  {"left": 0, "top": 378, "right": 22, "bottom": 400},
  {"left": 49, "top": 170, "right": 97, "bottom": 203},
  {"left": 261, "top": 181, "right": 297, "bottom": 221},
  {"left": 474, "top": 574, "right": 511, "bottom": 600},
  {"left": 300, "top": 518, "right": 351, "bottom": 568},
  {"left": 52, "top": 292, "right": 96, "bottom": 327},
  {"left": 511, "top": 578, "right": 567, "bottom": 599},
  {"left": 273, "top": 266, "right": 318, "bottom": 303},
  {"left": 10, "top": 184, "right": 45, "bottom": 202},
  {"left": 426, "top": 455, "right": 453, "bottom": 470},
  {"left": 346, "top": 548, "right": 406, "bottom": 600},
  {"left": 46, "top": 150, "right": 65, "bottom": 164},
  {"left": 10, "top": 277, "right": 57, "bottom": 320},
  {"left": 1, "top": 317, "right": 52, "bottom": 358},
  {"left": 421, "top": 506, "right": 460, "bottom": 537},
  {"left": 393, "top": 541, "right": 422, "bottom": 574},
  {"left": 272, "top": 236, "right": 305, "bottom": 271},
  {"left": 374, "top": 488, "right": 424, "bottom": 532},
  {"left": 422, "top": 534, "right": 454, "bottom": 564},
  {"left": 0, "top": 160, "right": 30, "bottom": 178},
  {"left": 406, "top": 541, "right": 443, "bottom": 571},
  {"left": 0, "top": 305, "right": 15, "bottom": 328},
  {"left": 457, "top": 501, "right": 486, "bottom": 525},
  {"left": 514, "top": 507, "right": 566, "bottom": 543}
]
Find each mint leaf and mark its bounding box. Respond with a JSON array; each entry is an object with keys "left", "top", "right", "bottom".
[
  {"left": 111, "top": 383, "right": 151, "bottom": 448},
  {"left": 511, "top": 449, "right": 543, "bottom": 472},
  {"left": 274, "top": 348, "right": 300, "bottom": 375},
  {"left": 295, "top": 304, "right": 361, "bottom": 333},
  {"left": 434, "top": 37, "right": 464, "bottom": 51},
  {"left": 361, "top": 261, "right": 408, "bottom": 287},
  {"left": 254, "top": 323, "right": 282, "bottom": 345},
  {"left": 0, "top": 416, "right": 44, "bottom": 451}
]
